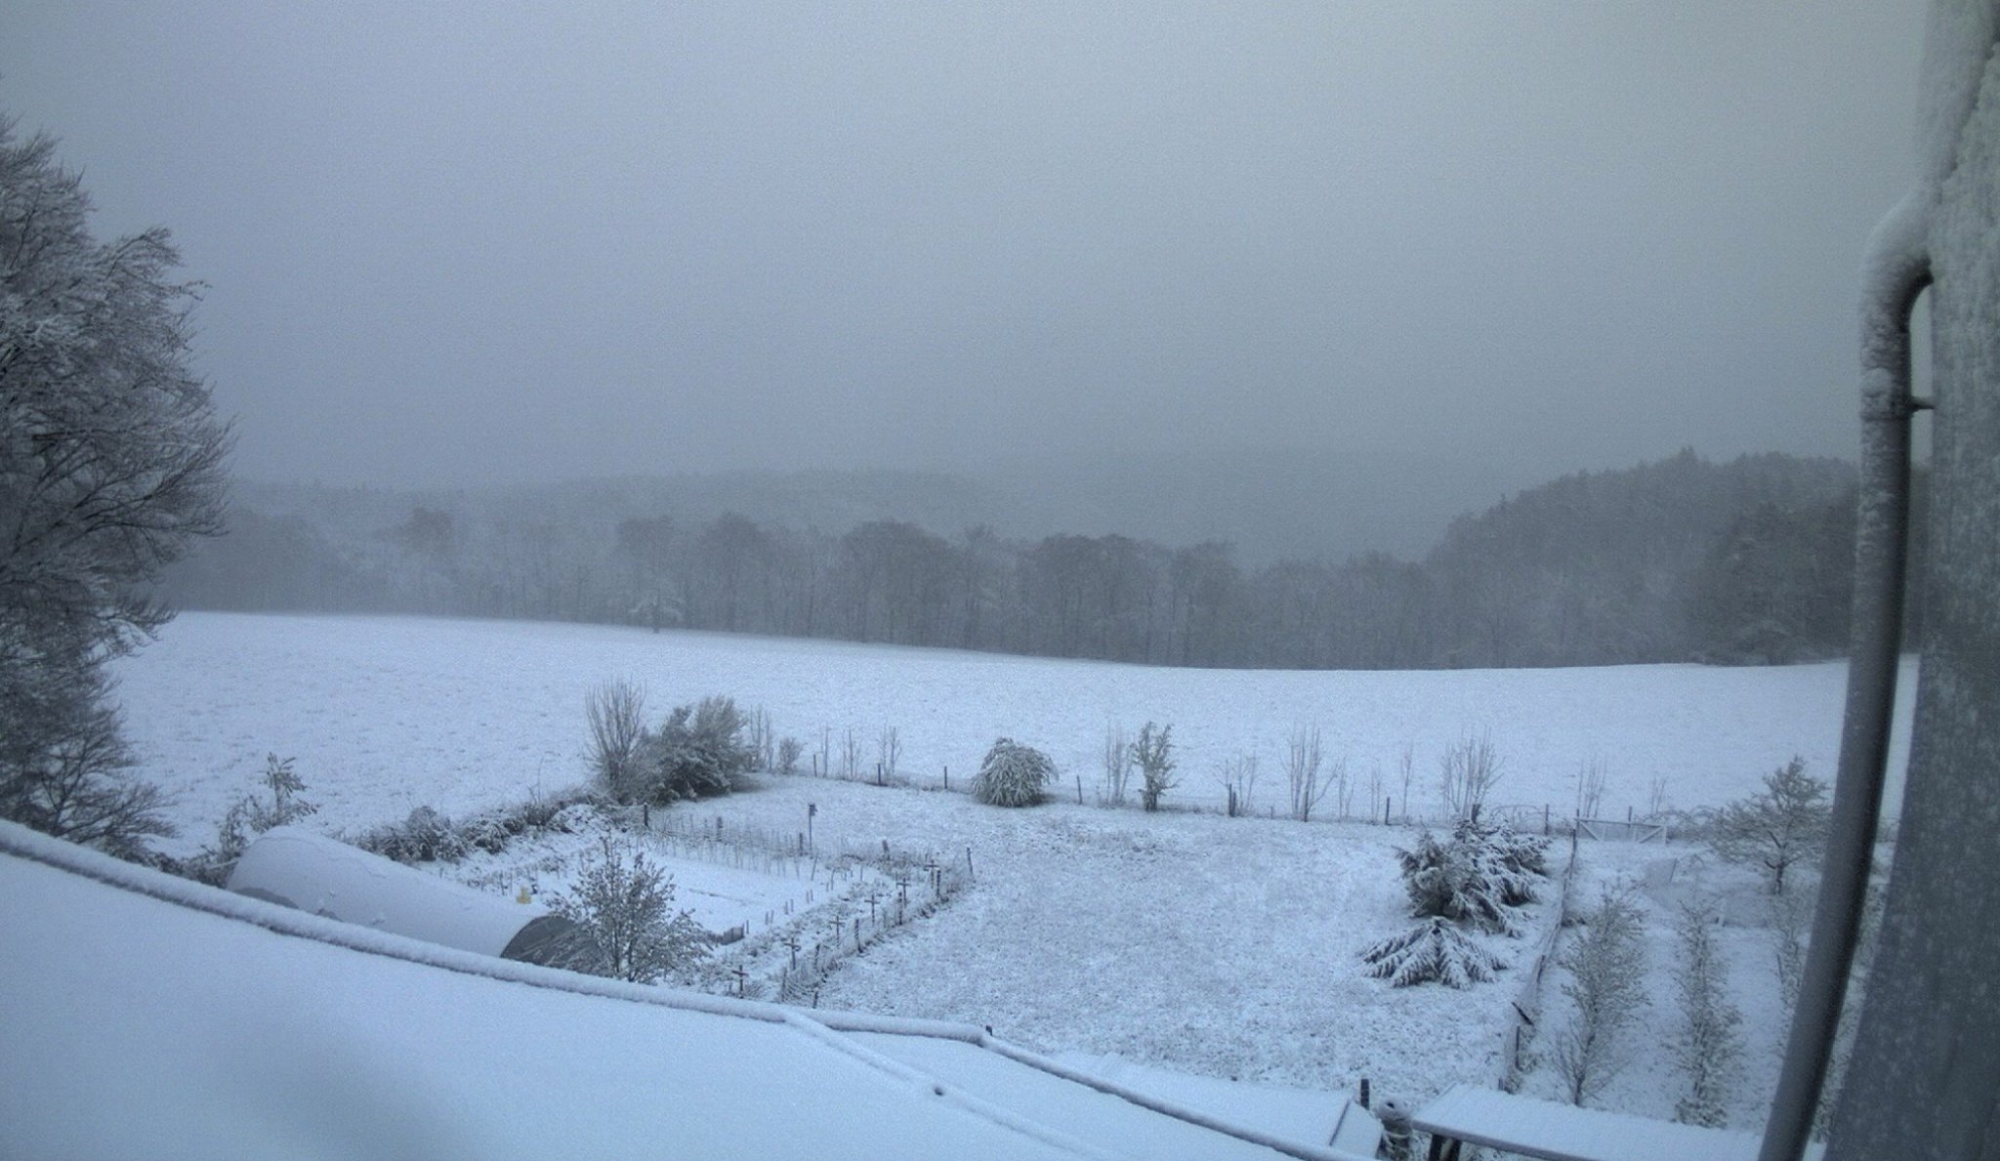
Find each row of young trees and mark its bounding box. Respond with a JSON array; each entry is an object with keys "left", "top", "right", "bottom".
[{"left": 165, "top": 451, "right": 1870, "bottom": 671}]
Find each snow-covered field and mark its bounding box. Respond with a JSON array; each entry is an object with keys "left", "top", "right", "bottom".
[
  {"left": 106, "top": 611, "right": 1910, "bottom": 1118},
  {"left": 114, "top": 612, "right": 1914, "bottom": 852}
]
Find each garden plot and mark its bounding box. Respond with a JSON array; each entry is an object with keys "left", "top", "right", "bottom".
[
  {"left": 655, "top": 775, "right": 1570, "bottom": 1108},
  {"left": 429, "top": 807, "right": 966, "bottom": 1002},
  {"left": 446, "top": 824, "right": 819, "bottom": 938}
]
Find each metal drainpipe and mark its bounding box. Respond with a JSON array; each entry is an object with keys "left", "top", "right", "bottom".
[{"left": 1757, "top": 194, "right": 1931, "bottom": 1161}]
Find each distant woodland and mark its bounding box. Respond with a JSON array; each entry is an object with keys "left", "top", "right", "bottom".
[{"left": 160, "top": 450, "right": 1905, "bottom": 670}]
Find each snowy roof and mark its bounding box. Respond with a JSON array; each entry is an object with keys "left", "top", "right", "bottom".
[
  {"left": 0, "top": 821, "right": 1375, "bottom": 1160},
  {"left": 227, "top": 825, "right": 548, "bottom": 959},
  {"left": 1413, "top": 1084, "right": 1826, "bottom": 1161}
]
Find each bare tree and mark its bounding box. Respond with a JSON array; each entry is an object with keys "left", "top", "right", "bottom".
[
  {"left": 1709, "top": 757, "right": 1830, "bottom": 894},
  {"left": 1, "top": 122, "right": 229, "bottom": 856},
  {"left": 586, "top": 679, "right": 648, "bottom": 802},
  {"left": 1100, "top": 723, "right": 1132, "bottom": 806},
  {"left": 1286, "top": 725, "right": 1330, "bottom": 821},
  {"left": 876, "top": 726, "right": 901, "bottom": 785},
  {"left": 839, "top": 727, "right": 862, "bottom": 781},
  {"left": 1576, "top": 756, "right": 1609, "bottom": 821},
  {"left": 1646, "top": 774, "right": 1671, "bottom": 820},
  {"left": 747, "top": 706, "right": 775, "bottom": 772},
  {"left": 1398, "top": 742, "right": 1417, "bottom": 823},
  {"left": 1439, "top": 733, "right": 1503, "bottom": 821}
]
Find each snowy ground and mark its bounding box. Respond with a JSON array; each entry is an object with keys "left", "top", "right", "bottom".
[
  {"left": 649, "top": 776, "right": 1553, "bottom": 1105},
  {"left": 105, "top": 611, "right": 1911, "bottom": 1118},
  {"left": 2, "top": 825, "right": 1349, "bottom": 1161},
  {"left": 114, "top": 612, "right": 1914, "bottom": 856}
]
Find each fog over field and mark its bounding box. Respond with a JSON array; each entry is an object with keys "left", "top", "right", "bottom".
[{"left": 1, "top": 3, "right": 1925, "bottom": 547}]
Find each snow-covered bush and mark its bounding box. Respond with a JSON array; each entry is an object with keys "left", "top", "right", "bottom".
[
  {"left": 1671, "top": 898, "right": 1743, "bottom": 1127},
  {"left": 549, "top": 839, "right": 706, "bottom": 984},
  {"left": 1360, "top": 917, "right": 1507, "bottom": 989},
  {"left": 1397, "top": 818, "right": 1548, "bottom": 935},
  {"left": 973, "top": 738, "right": 1054, "bottom": 807},
  {"left": 458, "top": 813, "right": 512, "bottom": 855},
  {"left": 352, "top": 805, "right": 466, "bottom": 864},
  {"left": 642, "top": 695, "right": 756, "bottom": 803},
  {"left": 776, "top": 736, "right": 804, "bottom": 776},
  {"left": 1553, "top": 890, "right": 1647, "bottom": 1106},
  {"left": 1131, "top": 721, "right": 1177, "bottom": 813}
]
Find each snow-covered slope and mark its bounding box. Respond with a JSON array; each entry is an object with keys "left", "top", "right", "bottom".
[{"left": 112, "top": 611, "right": 1915, "bottom": 854}]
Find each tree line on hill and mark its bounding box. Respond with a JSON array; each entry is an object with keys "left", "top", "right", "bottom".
[{"left": 161, "top": 449, "right": 1905, "bottom": 670}]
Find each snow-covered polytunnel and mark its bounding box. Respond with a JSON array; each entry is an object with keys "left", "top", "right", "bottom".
[{"left": 226, "top": 827, "right": 602, "bottom": 972}]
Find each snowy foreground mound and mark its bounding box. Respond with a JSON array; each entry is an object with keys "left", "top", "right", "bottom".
[{"left": 0, "top": 821, "right": 1378, "bottom": 1161}]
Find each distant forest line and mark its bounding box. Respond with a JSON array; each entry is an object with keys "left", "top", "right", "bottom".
[{"left": 161, "top": 450, "right": 1911, "bottom": 670}]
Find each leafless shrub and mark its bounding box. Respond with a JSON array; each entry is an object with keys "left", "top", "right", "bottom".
[
  {"left": 877, "top": 726, "right": 901, "bottom": 785},
  {"left": 1576, "top": 756, "right": 1609, "bottom": 821},
  {"left": 1216, "top": 752, "right": 1259, "bottom": 817}
]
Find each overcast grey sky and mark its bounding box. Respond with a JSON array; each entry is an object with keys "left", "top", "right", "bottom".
[{"left": 2, "top": 2, "right": 1927, "bottom": 496}]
